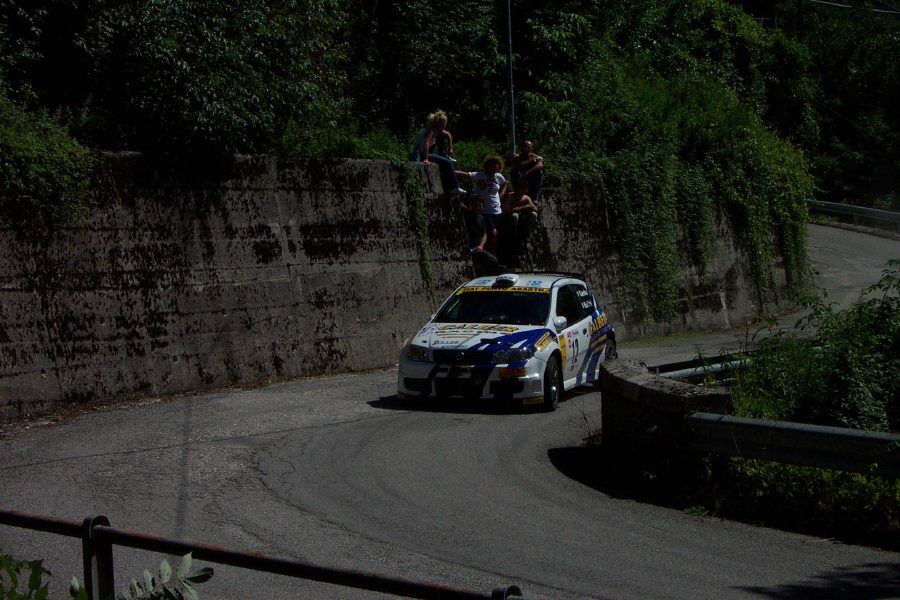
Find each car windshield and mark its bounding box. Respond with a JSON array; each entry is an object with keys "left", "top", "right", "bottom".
[{"left": 433, "top": 290, "right": 550, "bottom": 326}]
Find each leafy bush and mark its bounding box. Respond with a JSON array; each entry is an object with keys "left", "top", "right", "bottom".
[
  {"left": 523, "top": 41, "right": 811, "bottom": 318},
  {"left": 1, "top": 549, "right": 211, "bottom": 600},
  {"left": 0, "top": 1, "right": 352, "bottom": 155},
  {"left": 0, "top": 553, "right": 50, "bottom": 600},
  {"left": 69, "top": 553, "right": 213, "bottom": 600},
  {"left": 452, "top": 138, "right": 505, "bottom": 172},
  {"left": 1, "top": 0, "right": 818, "bottom": 313},
  {"left": 0, "top": 89, "right": 93, "bottom": 223},
  {"left": 775, "top": 0, "right": 899, "bottom": 208},
  {"left": 734, "top": 260, "right": 899, "bottom": 432},
  {"left": 699, "top": 459, "right": 900, "bottom": 543}
]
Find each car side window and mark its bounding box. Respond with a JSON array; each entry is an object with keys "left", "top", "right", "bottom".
[
  {"left": 555, "top": 285, "right": 581, "bottom": 326},
  {"left": 574, "top": 284, "right": 595, "bottom": 320}
]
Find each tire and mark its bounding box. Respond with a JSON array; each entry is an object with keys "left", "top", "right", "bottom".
[
  {"left": 605, "top": 336, "right": 618, "bottom": 361},
  {"left": 542, "top": 356, "right": 562, "bottom": 412}
]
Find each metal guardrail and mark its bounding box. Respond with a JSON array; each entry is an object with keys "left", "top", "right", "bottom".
[
  {"left": 806, "top": 199, "right": 900, "bottom": 231},
  {"left": 0, "top": 510, "right": 527, "bottom": 600},
  {"left": 686, "top": 412, "right": 900, "bottom": 477},
  {"left": 649, "top": 353, "right": 747, "bottom": 385},
  {"left": 647, "top": 357, "right": 900, "bottom": 476}
]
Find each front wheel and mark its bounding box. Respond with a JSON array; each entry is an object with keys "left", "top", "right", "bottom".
[{"left": 542, "top": 357, "right": 562, "bottom": 412}]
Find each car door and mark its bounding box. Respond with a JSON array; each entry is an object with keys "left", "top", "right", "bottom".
[{"left": 554, "top": 284, "right": 592, "bottom": 385}]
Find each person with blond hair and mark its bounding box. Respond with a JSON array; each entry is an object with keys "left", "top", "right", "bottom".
[
  {"left": 408, "top": 109, "right": 465, "bottom": 196},
  {"left": 456, "top": 155, "right": 507, "bottom": 256}
]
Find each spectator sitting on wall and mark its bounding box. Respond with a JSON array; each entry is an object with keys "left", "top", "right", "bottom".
[
  {"left": 500, "top": 179, "right": 539, "bottom": 268},
  {"left": 456, "top": 155, "right": 506, "bottom": 257},
  {"left": 409, "top": 110, "right": 466, "bottom": 197},
  {"left": 510, "top": 139, "right": 544, "bottom": 202},
  {"left": 462, "top": 194, "right": 504, "bottom": 275}
]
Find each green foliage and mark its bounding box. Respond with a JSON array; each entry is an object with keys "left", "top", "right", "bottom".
[
  {"left": 0, "top": 88, "right": 93, "bottom": 223},
  {"left": 1, "top": 0, "right": 837, "bottom": 313},
  {"left": 395, "top": 160, "right": 434, "bottom": 302},
  {"left": 776, "top": 0, "right": 899, "bottom": 208},
  {"left": 701, "top": 459, "right": 899, "bottom": 540},
  {"left": 451, "top": 138, "right": 505, "bottom": 173},
  {"left": 734, "top": 261, "right": 900, "bottom": 432},
  {"left": 1, "top": 1, "right": 351, "bottom": 154},
  {"left": 280, "top": 123, "right": 406, "bottom": 161},
  {"left": 523, "top": 38, "right": 811, "bottom": 317},
  {"left": 347, "top": 0, "right": 505, "bottom": 139},
  {"left": 69, "top": 553, "right": 213, "bottom": 600},
  {"left": 0, "top": 553, "right": 50, "bottom": 600}
]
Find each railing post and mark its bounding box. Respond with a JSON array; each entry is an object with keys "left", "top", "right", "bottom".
[
  {"left": 82, "top": 516, "right": 116, "bottom": 600},
  {"left": 80, "top": 518, "right": 95, "bottom": 599},
  {"left": 492, "top": 585, "right": 523, "bottom": 599}
]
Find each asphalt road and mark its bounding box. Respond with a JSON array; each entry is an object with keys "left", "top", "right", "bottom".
[{"left": 1, "top": 224, "right": 898, "bottom": 599}]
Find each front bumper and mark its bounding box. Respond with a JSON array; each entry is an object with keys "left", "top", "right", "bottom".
[{"left": 397, "top": 354, "right": 547, "bottom": 404}]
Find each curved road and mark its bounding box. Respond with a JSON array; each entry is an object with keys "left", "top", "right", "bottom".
[{"left": 1, "top": 224, "right": 897, "bottom": 599}]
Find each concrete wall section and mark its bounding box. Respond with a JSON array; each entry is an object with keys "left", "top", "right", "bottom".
[
  {"left": 534, "top": 181, "right": 788, "bottom": 339},
  {"left": 0, "top": 155, "right": 469, "bottom": 421},
  {"left": 0, "top": 155, "right": 787, "bottom": 420},
  {"left": 597, "top": 359, "right": 732, "bottom": 471}
]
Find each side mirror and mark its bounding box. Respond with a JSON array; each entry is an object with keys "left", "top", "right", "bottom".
[{"left": 553, "top": 316, "right": 568, "bottom": 331}]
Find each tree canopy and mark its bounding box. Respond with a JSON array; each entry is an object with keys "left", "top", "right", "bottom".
[{"left": 1, "top": 0, "right": 895, "bottom": 315}]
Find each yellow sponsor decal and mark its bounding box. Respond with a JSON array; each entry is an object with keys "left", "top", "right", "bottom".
[
  {"left": 522, "top": 396, "right": 544, "bottom": 406},
  {"left": 590, "top": 334, "right": 607, "bottom": 347},
  {"left": 587, "top": 314, "right": 609, "bottom": 335},
  {"left": 459, "top": 286, "right": 550, "bottom": 294},
  {"left": 534, "top": 332, "right": 554, "bottom": 351},
  {"left": 558, "top": 335, "right": 567, "bottom": 364}
]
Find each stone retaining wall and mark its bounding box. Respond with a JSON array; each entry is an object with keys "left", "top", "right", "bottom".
[
  {"left": 0, "top": 155, "right": 786, "bottom": 421},
  {"left": 596, "top": 359, "right": 732, "bottom": 468}
]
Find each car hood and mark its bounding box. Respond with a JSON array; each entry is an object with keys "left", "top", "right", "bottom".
[{"left": 413, "top": 323, "right": 552, "bottom": 351}]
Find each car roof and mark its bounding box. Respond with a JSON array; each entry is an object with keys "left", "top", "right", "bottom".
[{"left": 460, "top": 273, "right": 586, "bottom": 291}]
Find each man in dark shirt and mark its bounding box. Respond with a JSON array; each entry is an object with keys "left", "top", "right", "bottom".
[{"left": 510, "top": 139, "right": 545, "bottom": 202}]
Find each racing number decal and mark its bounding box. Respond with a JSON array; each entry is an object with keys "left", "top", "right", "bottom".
[{"left": 566, "top": 331, "right": 579, "bottom": 370}]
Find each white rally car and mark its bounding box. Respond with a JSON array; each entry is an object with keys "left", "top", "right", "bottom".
[{"left": 397, "top": 273, "right": 617, "bottom": 411}]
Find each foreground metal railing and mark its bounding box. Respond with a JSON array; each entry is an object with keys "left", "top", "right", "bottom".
[{"left": 0, "top": 510, "right": 527, "bottom": 600}]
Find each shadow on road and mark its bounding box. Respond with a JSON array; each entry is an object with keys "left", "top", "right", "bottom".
[
  {"left": 549, "top": 445, "right": 900, "bottom": 553},
  {"left": 736, "top": 562, "right": 900, "bottom": 599},
  {"left": 547, "top": 445, "right": 666, "bottom": 505}
]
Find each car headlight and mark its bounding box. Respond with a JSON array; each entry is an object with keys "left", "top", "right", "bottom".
[
  {"left": 492, "top": 347, "right": 534, "bottom": 364},
  {"left": 406, "top": 343, "right": 432, "bottom": 362}
]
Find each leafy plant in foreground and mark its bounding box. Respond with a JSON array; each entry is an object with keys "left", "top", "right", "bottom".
[
  {"left": 0, "top": 553, "right": 50, "bottom": 600},
  {"left": 69, "top": 553, "right": 213, "bottom": 600}
]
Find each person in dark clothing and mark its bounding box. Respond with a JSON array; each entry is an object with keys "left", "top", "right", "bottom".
[
  {"left": 500, "top": 179, "right": 539, "bottom": 267},
  {"left": 510, "top": 139, "right": 545, "bottom": 202},
  {"left": 462, "top": 194, "right": 504, "bottom": 275}
]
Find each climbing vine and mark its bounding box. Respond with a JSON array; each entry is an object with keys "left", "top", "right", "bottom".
[{"left": 393, "top": 159, "right": 435, "bottom": 303}]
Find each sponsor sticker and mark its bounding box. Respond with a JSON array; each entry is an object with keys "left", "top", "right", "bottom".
[{"left": 435, "top": 323, "right": 519, "bottom": 333}]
